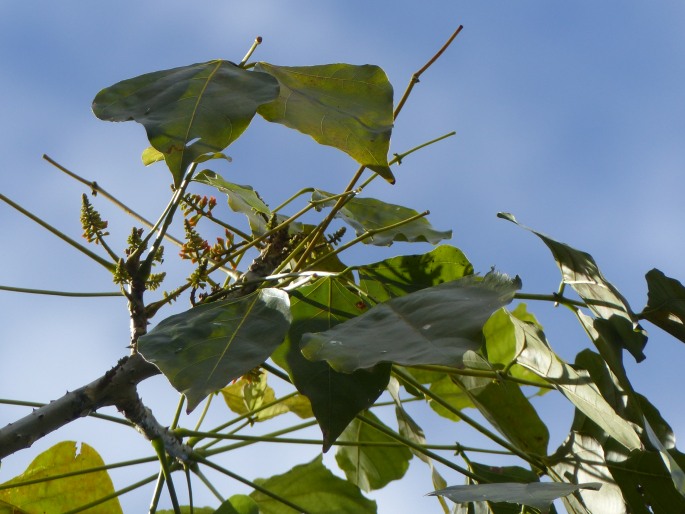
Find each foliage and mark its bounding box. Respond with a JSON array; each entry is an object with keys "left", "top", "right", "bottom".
[{"left": 2, "top": 29, "right": 685, "bottom": 514}]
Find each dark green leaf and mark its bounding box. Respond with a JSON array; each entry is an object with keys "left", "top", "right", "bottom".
[
  {"left": 271, "top": 277, "right": 390, "bottom": 451},
  {"left": 256, "top": 62, "right": 395, "bottom": 183},
  {"left": 335, "top": 411, "right": 412, "bottom": 492},
  {"left": 429, "top": 482, "right": 602, "bottom": 514},
  {"left": 356, "top": 245, "right": 473, "bottom": 302},
  {"left": 456, "top": 351, "right": 549, "bottom": 456},
  {"left": 498, "top": 212, "right": 647, "bottom": 362},
  {"left": 313, "top": 190, "right": 451, "bottom": 246},
  {"left": 301, "top": 272, "right": 521, "bottom": 373},
  {"left": 642, "top": 268, "right": 685, "bottom": 344},
  {"left": 93, "top": 60, "right": 279, "bottom": 185},
  {"left": 251, "top": 455, "right": 376, "bottom": 514},
  {"left": 138, "top": 289, "right": 291, "bottom": 412},
  {"left": 509, "top": 314, "right": 642, "bottom": 451}
]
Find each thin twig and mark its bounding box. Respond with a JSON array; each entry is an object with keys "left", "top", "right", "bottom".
[{"left": 0, "top": 285, "right": 123, "bottom": 297}]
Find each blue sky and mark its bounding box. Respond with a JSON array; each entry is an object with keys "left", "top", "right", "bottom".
[{"left": 2, "top": 2, "right": 685, "bottom": 512}]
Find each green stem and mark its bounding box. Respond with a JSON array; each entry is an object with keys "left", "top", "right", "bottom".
[
  {"left": 192, "top": 467, "right": 225, "bottom": 503},
  {"left": 170, "top": 395, "right": 185, "bottom": 430},
  {"left": 148, "top": 470, "right": 165, "bottom": 514},
  {"left": 0, "top": 398, "right": 132, "bottom": 426},
  {"left": 515, "top": 292, "right": 586, "bottom": 309},
  {"left": 193, "top": 455, "right": 311, "bottom": 514},
  {"left": 151, "top": 438, "right": 181, "bottom": 514},
  {"left": 1, "top": 193, "right": 115, "bottom": 271},
  {"left": 239, "top": 36, "right": 262, "bottom": 67},
  {"left": 272, "top": 187, "right": 315, "bottom": 213},
  {"left": 192, "top": 393, "right": 213, "bottom": 431},
  {"left": 43, "top": 154, "right": 186, "bottom": 250},
  {"left": 0, "top": 285, "right": 123, "bottom": 297},
  {"left": 412, "top": 364, "right": 554, "bottom": 389}
]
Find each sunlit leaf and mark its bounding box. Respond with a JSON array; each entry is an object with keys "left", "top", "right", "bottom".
[
  {"left": 138, "top": 288, "right": 291, "bottom": 412},
  {"left": 256, "top": 62, "right": 395, "bottom": 183},
  {"left": 642, "top": 268, "right": 685, "bottom": 344},
  {"left": 0, "top": 441, "right": 122, "bottom": 514},
  {"left": 509, "top": 314, "right": 642, "bottom": 451},
  {"left": 141, "top": 146, "right": 165, "bottom": 166},
  {"left": 426, "top": 375, "right": 473, "bottom": 421},
  {"left": 498, "top": 212, "right": 647, "bottom": 362},
  {"left": 301, "top": 272, "right": 521, "bottom": 373},
  {"left": 214, "top": 495, "right": 260, "bottom": 514},
  {"left": 93, "top": 60, "right": 279, "bottom": 185},
  {"left": 550, "top": 431, "right": 625, "bottom": 514},
  {"left": 251, "top": 455, "right": 376, "bottom": 514},
  {"left": 220, "top": 372, "right": 313, "bottom": 422},
  {"left": 157, "top": 507, "right": 215, "bottom": 514},
  {"left": 455, "top": 351, "right": 549, "bottom": 456},
  {"left": 356, "top": 245, "right": 473, "bottom": 302},
  {"left": 271, "top": 277, "right": 390, "bottom": 451},
  {"left": 335, "top": 411, "right": 412, "bottom": 492},
  {"left": 429, "top": 482, "right": 602, "bottom": 514},
  {"left": 313, "top": 190, "right": 451, "bottom": 246}
]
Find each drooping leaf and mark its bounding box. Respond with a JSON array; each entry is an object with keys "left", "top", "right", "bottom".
[
  {"left": 335, "top": 410, "right": 412, "bottom": 492},
  {"left": 484, "top": 306, "right": 550, "bottom": 389},
  {"left": 138, "top": 288, "right": 291, "bottom": 412},
  {"left": 356, "top": 245, "right": 473, "bottom": 302},
  {"left": 312, "top": 190, "right": 451, "bottom": 246},
  {"left": 606, "top": 440, "right": 685, "bottom": 514},
  {"left": 429, "top": 482, "right": 602, "bottom": 514},
  {"left": 220, "top": 372, "right": 313, "bottom": 422},
  {"left": 387, "top": 377, "right": 450, "bottom": 514},
  {"left": 498, "top": 212, "right": 647, "bottom": 362},
  {"left": 509, "top": 314, "right": 642, "bottom": 451},
  {"left": 255, "top": 62, "right": 395, "bottom": 183},
  {"left": 642, "top": 268, "right": 685, "bottom": 344},
  {"left": 455, "top": 351, "right": 549, "bottom": 456},
  {"left": 301, "top": 272, "right": 521, "bottom": 373},
  {"left": 250, "top": 455, "right": 376, "bottom": 514},
  {"left": 550, "top": 431, "right": 626, "bottom": 514},
  {"left": 0, "top": 441, "right": 122, "bottom": 514},
  {"left": 271, "top": 277, "right": 390, "bottom": 451},
  {"left": 93, "top": 60, "right": 279, "bottom": 185}
]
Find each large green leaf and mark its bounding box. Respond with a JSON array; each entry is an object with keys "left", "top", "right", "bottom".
[
  {"left": 641, "top": 268, "right": 685, "bottom": 344},
  {"left": 455, "top": 351, "right": 549, "bottom": 456},
  {"left": 250, "top": 455, "right": 376, "bottom": 514},
  {"left": 509, "top": 315, "right": 642, "bottom": 451},
  {"left": 356, "top": 245, "right": 473, "bottom": 302},
  {"left": 430, "top": 482, "right": 601, "bottom": 514},
  {"left": 498, "top": 212, "right": 647, "bottom": 362},
  {"left": 271, "top": 277, "right": 391, "bottom": 451},
  {"left": 335, "top": 411, "right": 412, "bottom": 492},
  {"left": 301, "top": 272, "right": 521, "bottom": 373},
  {"left": 138, "top": 288, "right": 291, "bottom": 412},
  {"left": 312, "top": 190, "right": 451, "bottom": 246},
  {"left": 214, "top": 495, "right": 260, "bottom": 514},
  {"left": 255, "top": 62, "right": 395, "bottom": 183},
  {"left": 93, "top": 60, "right": 279, "bottom": 185},
  {"left": 550, "top": 431, "right": 625, "bottom": 514},
  {"left": 0, "top": 441, "right": 122, "bottom": 514}
]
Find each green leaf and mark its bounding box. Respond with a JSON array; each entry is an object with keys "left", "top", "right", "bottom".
[
  {"left": 335, "top": 411, "right": 412, "bottom": 492},
  {"left": 301, "top": 272, "right": 521, "bottom": 373},
  {"left": 356, "top": 245, "right": 473, "bottom": 302},
  {"left": 271, "top": 277, "right": 390, "bottom": 451},
  {"left": 455, "top": 351, "right": 549, "bottom": 456},
  {"left": 429, "top": 482, "right": 602, "bottom": 514},
  {"left": 509, "top": 314, "right": 642, "bottom": 451},
  {"left": 606, "top": 441, "right": 685, "bottom": 514},
  {"left": 0, "top": 441, "right": 122, "bottom": 514},
  {"left": 483, "top": 306, "right": 550, "bottom": 389},
  {"left": 93, "top": 60, "right": 279, "bottom": 185},
  {"left": 255, "top": 62, "right": 395, "bottom": 183},
  {"left": 642, "top": 268, "right": 685, "bottom": 344},
  {"left": 195, "top": 170, "right": 272, "bottom": 236},
  {"left": 220, "top": 372, "right": 313, "bottom": 422},
  {"left": 214, "top": 495, "right": 260, "bottom": 514},
  {"left": 157, "top": 507, "right": 216, "bottom": 514},
  {"left": 550, "top": 431, "right": 625, "bottom": 514},
  {"left": 426, "top": 375, "right": 473, "bottom": 421},
  {"left": 313, "top": 190, "right": 451, "bottom": 246},
  {"left": 251, "top": 455, "right": 376, "bottom": 514},
  {"left": 142, "top": 146, "right": 165, "bottom": 166},
  {"left": 138, "top": 288, "right": 291, "bottom": 412},
  {"left": 498, "top": 212, "right": 648, "bottom": 362}
]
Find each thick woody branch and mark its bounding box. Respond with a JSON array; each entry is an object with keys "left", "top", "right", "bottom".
[{"left": 0, "top": 353, "right": 160, "bottom": 461}]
